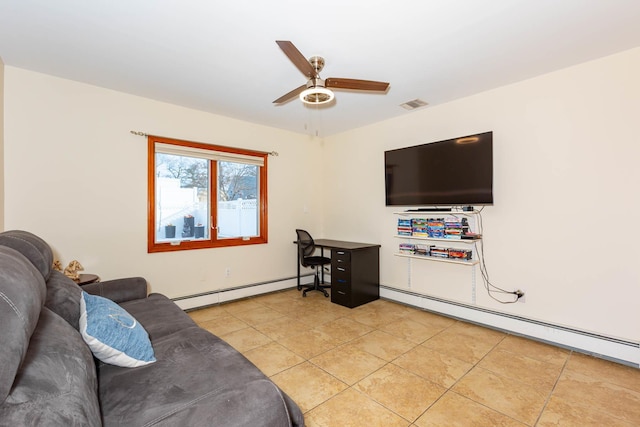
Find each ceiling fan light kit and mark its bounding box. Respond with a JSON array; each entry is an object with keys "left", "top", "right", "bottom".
[
  {"left": 300, "top": 87, "right": 334, "bottom": 105},
  {"left": 274, "top": 40, "right": 389, "bottom": 105},
  {"left": 300, "top": 78, "right": 334, "bottom": 105}
]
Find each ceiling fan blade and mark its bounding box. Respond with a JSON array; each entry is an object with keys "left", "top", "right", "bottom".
[
  {"left": 273, "top": 84, "right": 307, "bottom": 104},
  {"left": 325, "top": 78, "right": 389, "bottom": 92},
  {"left": 276, "top": 40, "right": 316, "bottom": 78}
]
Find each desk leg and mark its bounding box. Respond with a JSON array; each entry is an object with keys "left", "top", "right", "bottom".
[
  {"left": 297, "top": 249, "right": 301, "bottom": 290},
  {"left": 321, "top": 247, "right": 325, "bottom": 284}
]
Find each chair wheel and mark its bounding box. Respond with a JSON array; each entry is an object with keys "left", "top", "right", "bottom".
[
  {"left": 302, "top": 293, "right": 307, "bottom": 297},
  {"left": 324, "top": 293, "right": 329, "bottom": 298}
]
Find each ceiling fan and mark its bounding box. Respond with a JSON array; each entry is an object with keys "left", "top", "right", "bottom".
[{"left": 273, "top": 40, "right": 390, "bottom": 106}]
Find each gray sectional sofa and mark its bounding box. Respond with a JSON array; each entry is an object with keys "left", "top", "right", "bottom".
[{"left": 0, "top": 230, "right": 304, "bottom": 426}]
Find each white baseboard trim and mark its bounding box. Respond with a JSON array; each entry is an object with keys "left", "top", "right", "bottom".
[
  {"left": 380, "top": 285, "right": 640, "bottom": 368},
  {"left": 172, "top": 275, "right": 314, "bottom": 311},
  {"left": 171, "top": 278, "right": 639, "bottom": 368}
]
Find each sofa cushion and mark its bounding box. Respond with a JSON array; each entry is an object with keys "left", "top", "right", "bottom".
[
  {"left": 120, "top": 293, "right": 198, "bottom": 340},
  {"left": 0, "top": 308, "right": 101, "bottom": 426},
  {"left": 0, "top": 246, "right": 46, "bottom": 402},
  {"left": 0, "top": 230, "right": 84, "bottom": 331},
  {"left": 98, "top": 326, "right": 301, "bottom": 427},
  {"left": 45, "top": 270, "right": 83, "bottom": 330},
  {"left": 0, "top": 230, "right": 53, "bottom": 280},
  {"left": 82, "top": 276, "right": 148, "bottom": 303},
  {"left": 80, "top": 292, "right": 156, "bottom": 367}
]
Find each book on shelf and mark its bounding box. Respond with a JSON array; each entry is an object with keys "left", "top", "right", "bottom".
[
  {"left": 426, "top": 218, "right": 445, "bottom": 238},
  {"left": 444, "top": 229, "right": 463, "bottom": 239},
  {"left": 444, "top": 216, "right": 463, "bottom": 239},
  {"left": 399, "top": 243, "right": 416, "bottom": 254},
  {"left": 429, "top": 247, "right": 449, "bottom": 258},
  {"left": 448, "top": 248, "right": 472, "bottom": 260},
  {"left": 414, "top": 244, "right": 431, "bottom": 256},
  {"left": 397, "top": 219, "right": 413, "bottom": 236}
]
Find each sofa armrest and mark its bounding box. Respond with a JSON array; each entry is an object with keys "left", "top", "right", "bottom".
[{"left": 82, "top": 277, "right": 148, "bottom": 303}]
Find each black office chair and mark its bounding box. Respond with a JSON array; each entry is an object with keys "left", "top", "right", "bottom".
[{"left": 296, "top": 229, "right": 331, "bottom": 297}]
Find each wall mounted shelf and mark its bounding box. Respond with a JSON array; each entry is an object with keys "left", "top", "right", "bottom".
[
  {"left": 393, "top": 252, "right": 479, "bottom": 266},
  {"left": 393, "top": 235, "right": 479, "bottom": 243}
]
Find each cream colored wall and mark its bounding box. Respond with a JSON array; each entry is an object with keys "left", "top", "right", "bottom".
[
  {"left": 4, "top": 49, "right": 639, "bottom": 342},
  {"left": 3, "top": 67, "right": 323, "bottom": 297},
  {"left": 323, "top": 47, "right": 640, "bottom": 342}
]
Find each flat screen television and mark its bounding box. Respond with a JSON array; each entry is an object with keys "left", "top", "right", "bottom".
[{"left": 384, "top": 131, "right": 493, "bottom": 207}]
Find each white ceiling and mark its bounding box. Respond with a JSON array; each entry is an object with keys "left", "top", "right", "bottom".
[{"left": 1, "top": 1, "right": 639, "bottom": 137}]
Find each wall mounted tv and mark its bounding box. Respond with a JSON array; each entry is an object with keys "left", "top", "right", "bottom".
[{"left": 384, "top": 131, "right": 493, "bottom": 207}]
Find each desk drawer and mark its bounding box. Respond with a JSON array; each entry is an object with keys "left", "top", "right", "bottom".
[
  {"left": 331, "top": 284, "right": 351, "bottom": 305},
  {"left": 333, "top": 257, "right": 350, "bottom": 269},
  {"left": 333, "top": 250, "right": 351, "bottom": 262},
  {"left": 332, "top": 262, "right": 351, "bottom": 276},
  {"left": 332, "top": 273, "right": 350, "bottom": 287}
]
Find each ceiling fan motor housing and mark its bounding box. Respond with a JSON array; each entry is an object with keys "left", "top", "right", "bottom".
[
  {"left": 306, "top": 78, "right": 326, "bottom": 89},
  {"left": 309, "top": 56, "right": 325, "bottom": 74}
]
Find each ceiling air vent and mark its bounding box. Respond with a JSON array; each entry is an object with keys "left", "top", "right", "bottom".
[{"left": 400, "top": 99, "right": 428, "bottom": 110}]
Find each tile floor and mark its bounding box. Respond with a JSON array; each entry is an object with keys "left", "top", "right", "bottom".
[{"left": 187, "top": 289, "right": 640, "bottom": 427}]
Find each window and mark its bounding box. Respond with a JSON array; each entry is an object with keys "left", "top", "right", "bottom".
[{"left": 148, "top": 135, "right": 268, "bottom": 252}]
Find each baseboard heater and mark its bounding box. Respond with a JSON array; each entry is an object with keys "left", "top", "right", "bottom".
[
  {"left": 380, "top": 285, "right": 639, "bottom": 368},
  {"left": 172, "top": 274, "right": 314, "bottom": 311},
  {"left": 171, "top": 277, "right": 638, "bottom": 367}
]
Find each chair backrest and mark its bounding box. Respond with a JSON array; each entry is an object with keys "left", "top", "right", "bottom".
[{"left": 295, "top": 229, "right": 316, "bottom": 267}]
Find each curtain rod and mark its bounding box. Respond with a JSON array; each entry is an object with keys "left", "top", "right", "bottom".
[{"left": 129, "top": 130, "right": 279, "bottom": 157}]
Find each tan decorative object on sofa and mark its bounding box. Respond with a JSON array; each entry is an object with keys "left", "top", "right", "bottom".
[
  {"left": 64, "top": 260, "right": 84, "bottom": 281},
  {"left": 52, "top": 260, "right": 63, "bottom": 272}
]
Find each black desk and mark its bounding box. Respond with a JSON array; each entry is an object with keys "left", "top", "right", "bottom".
[{"left": 296, "top": 239, "right": 381, "bottom": 308}]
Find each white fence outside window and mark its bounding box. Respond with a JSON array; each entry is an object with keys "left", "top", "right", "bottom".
[
  {"left": 217, "top": 199, "right": 258, "bottom": 237},
  {"left": 156, "top": 178, "right": 257, "bottom": 240}
]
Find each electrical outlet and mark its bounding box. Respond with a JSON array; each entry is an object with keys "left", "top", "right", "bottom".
[
  {"left": 225, "top": 267, "right": 231, "bottom": 277},
  {"left": 516, "top": 289, "right": 526, "bottom": 303}
]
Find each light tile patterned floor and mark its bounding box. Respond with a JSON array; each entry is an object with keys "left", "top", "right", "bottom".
[{"left": 188, "top": 289, "right": 640, "bottom": 427}]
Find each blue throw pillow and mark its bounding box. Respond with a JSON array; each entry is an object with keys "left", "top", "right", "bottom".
[{"left": 79, "top": 291, "right": 156, "bottom": 367}]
